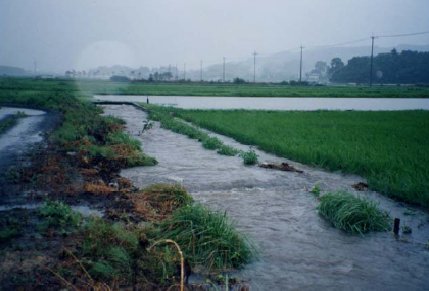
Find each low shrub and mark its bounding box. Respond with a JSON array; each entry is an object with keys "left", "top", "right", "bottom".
[
  {"left": 38, "top": 200, "right": 82, "bottom": 233},
  {"left": 217, "top": 144, "right": 240, "bottom": 156},
  {"left": 239, "top": 149, "right": 258, "bottom": 165},
  {"left": 318, "top": 191, "right": 391, "bottom": 234},
  {"left": 202, "top": 136, "right": 223, "bottom": 150}
]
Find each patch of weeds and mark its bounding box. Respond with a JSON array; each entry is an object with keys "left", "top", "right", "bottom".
[
  {"left": 318, "top": 191, "right": 391, "bottom": 234},
  {"left": 239, "top": 149, "right": 258, "bottom": 165},
  {"left": 130, "top": 183, "right": 193, "bottom": 221},
  {"left": 202, "top": 136, "right": 223, "bottom": 150},
  {"left": 154, "top": 204, "right": 255, "bottom": 271},
  {"left": 310, "top": 183, "right": 321, "bottom": 197},
  {"left": 80, "top": 218, "right": 140, "bottom": 282},
  {"left": 217, "top": 144, "right": 240, "bottom": 156},
  {"left": 38, "top": 200, "right": 82, "bottom": 234}
]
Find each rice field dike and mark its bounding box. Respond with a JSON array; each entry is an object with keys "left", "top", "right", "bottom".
[
  {"left": 174, "top": 108, "right": 429, "bottom": 209},
  {"left": 56, "top": 78, "right": 429, "bottom": 98},
  {"left": 0, "top": 77, "right": 254, "bottom": 289}
]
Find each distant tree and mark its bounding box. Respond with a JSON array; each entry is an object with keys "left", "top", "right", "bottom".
[
  {"left": 110, "top": 75, "right": 130, "bottom": 82},
  {"left": 233, "top": 77, "right": 246, "bottom": 84},
  {"left": 315, "top": 61, "right": 328, "bottom": 74},
  {"left": 328, "top": 58, "right": 345, "bottom": 77}
]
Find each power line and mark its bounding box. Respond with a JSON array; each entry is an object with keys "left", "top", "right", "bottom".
[{"left": 377, "top": 30, "right": 429, "bottom": 38}]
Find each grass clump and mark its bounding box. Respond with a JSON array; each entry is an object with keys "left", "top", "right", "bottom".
[
  {"left": 154, "top": 204, "right": 255, "bottom": 271},
  {"left": 239, "top": 149, "right": 258, "bottom": 165},
  {"left": 217, "top": 144, "right": 240, "bottom": 156},
  {"left": 38, "top": 200, "right": 82, "bottom": 233},
  {"left": 79, "top": 218, "right": 140, "bottom": 282},
  {"left": 202, "top": 136, "right": 223, "bottom": 150},
  {"left": 318, "top": 191, "right": 391, "bottom": 234}
]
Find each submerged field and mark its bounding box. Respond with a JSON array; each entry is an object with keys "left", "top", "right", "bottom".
[{"left": 175, "top": 109, "right": 429, "bottom": 208}]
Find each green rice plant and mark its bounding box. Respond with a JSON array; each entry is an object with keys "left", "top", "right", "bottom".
[
  {"left": 318, "top": 191, "right": 391, "bottom": 234},
  {"left": 217, "top": 144, "right": 240, "bottom": 156},
  {"left": 202, "top": 136, "right": 223, "bottom": 150},
  {"left": 177, "top": 109, "right": 429, "bottom": 208},
  {"left": 38, "top": 200, "right": 82, "bottom": 233},
  {"left": 239, "top": 149, "right": 258, "bottom": 165},
  {"left": 154, "top": 204, "right": 255, "bottom": 271}
]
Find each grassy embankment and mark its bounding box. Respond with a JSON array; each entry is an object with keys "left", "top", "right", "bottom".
[
  {"left": 146, "top": 104, "right": 258, "bottom": 164},
  {"left": 73, "top": 78, "right": 429, "bottom": 97},
  {"left": 0, "top": 77, "right": 254, "bottom": 289},
  {"left": 173, "top": 109, "right": 429, "bottom": 209},
  {"left": 0, "top": 111, "right": 26, "bottom": 134}
]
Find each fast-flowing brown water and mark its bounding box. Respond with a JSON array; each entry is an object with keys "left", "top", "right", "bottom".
[{"left": 103, "top": 104, "right": 429, "bottom": 290}]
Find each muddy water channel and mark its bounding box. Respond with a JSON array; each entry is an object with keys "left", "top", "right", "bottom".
[{"left": 103, "top": 105, "right": 429, "bottom": 290}]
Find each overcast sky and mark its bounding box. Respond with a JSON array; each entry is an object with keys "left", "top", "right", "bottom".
[{"left": 1, "top": 0, "right": 429, "bottom": 72}]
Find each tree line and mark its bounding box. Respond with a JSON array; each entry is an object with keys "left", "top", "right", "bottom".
[{"left": 329, "top": 49, "right": 429, "bottom": 84}]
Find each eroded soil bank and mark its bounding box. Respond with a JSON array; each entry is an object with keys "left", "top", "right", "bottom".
[{"left": 103, "top": 104, "right": 429, "bottom": 290}]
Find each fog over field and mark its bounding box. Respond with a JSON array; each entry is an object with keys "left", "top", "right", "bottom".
[{"left": 1, "top": 0, "right": 428, "bottom": 75}]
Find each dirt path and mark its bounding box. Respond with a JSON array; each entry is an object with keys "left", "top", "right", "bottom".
[{"left": 103, "top": 105, "right": 429, "bottom": 290}]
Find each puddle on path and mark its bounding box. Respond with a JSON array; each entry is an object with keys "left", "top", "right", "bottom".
[{"left": 103, "top": 104, "right": 429, "bottom": 290}]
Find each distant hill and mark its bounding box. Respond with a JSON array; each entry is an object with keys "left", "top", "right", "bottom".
[
  {"left": 83, "top": 44, "right": 429, "bottom": 83},
  {"left": 0, "top": 65, "right": 29, "bottom": 76}
]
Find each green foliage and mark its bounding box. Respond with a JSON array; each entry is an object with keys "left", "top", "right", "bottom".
[
  {"left": 217, "top": 144, "right": 240, "bottom": 156},
  {"left": 107, "top": 131, "right": 141, "bottom": 150},
  {"left": 318, "top": 192, "right": 391, "bottom": 234},
  {"left": 239, "top": 149, "right": 258, "bottom": 165},
  {"left": 154, "top": 204, "right": 255, "bottom": 271},
  {"left": 331, "top": 49, "right": 429, "bottom": 84},
  {"left": 146, "top": 105, "right": 241, "bottom": 157},
  {"left": 202, "top": 136, "right": 223, "bottom": 150},
  {"left": 178, "top": 109, "right": 429, "bottom": 208},
  {"left": 0, "top": 112, "right": 25, "bottom": 134},
  {"left": 310, "top": 183, "right": 321, "bottom": 197},
  {"left": 38, "top": 200, "right": 82, "bottom": 233},
  {"left": 82, "top": 218, "right": 139, "bottom": 281}
]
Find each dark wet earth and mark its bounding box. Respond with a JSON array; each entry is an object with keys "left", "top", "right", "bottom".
[
  {"left": 101, "top": 105, "right": 429, "bottom": 290},
  {"left": 0, "top": 107, "right": 59, "bottom": 205}
]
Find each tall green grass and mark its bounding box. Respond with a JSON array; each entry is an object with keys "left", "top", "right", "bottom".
[
  {"left": 318, "top": 192, "right": 391, "bottom": 234},
  {"left": 176, "top": 109, "right": 429, "bottom": 208},
  {"left": 154, "top": 204, "right": 255, "bottom": 271}
]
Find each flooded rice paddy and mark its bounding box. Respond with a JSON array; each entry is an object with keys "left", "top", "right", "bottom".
[
  {"left": 95, "top": 95, "right": 429, "bottom": 111},
  {"left": 102, "top": 104, "right": 429, "bottom": 290}
]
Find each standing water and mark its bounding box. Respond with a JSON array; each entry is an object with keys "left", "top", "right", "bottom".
[{"left": 103, "top": 105, "right": 429, "bottom": 290}]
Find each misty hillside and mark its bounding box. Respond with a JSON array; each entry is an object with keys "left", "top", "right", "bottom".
[
  {"left": 83, "top": 44, "right": 429, "bottom": 83},
  {"left": 187, "top": 44, "right": 429, "bottom": 82},
  {"left": 0, "top": 65, "right": 28, "bottom": 77}
]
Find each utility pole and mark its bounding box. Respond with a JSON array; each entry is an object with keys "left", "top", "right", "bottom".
[
  {"left": 253, "top": 51, "right": 257, "bottom": 83},
  {"left": 175, "top": 64, "right": 178, "bottom": 80},
  {"left": 370, "top": 35, "right": 375, "bottom": 87},
  {"left": 183, "top": 63, "right": 186, "bottom": 80},
  {"left": 299, "top": 45, "right": 303, "bottom": 83},
  {"left": 200, "top": 60, "right": 203, "bottom": 82},
  {"left": 223, "top": 57, "right": 226, "bottom": 82}
]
